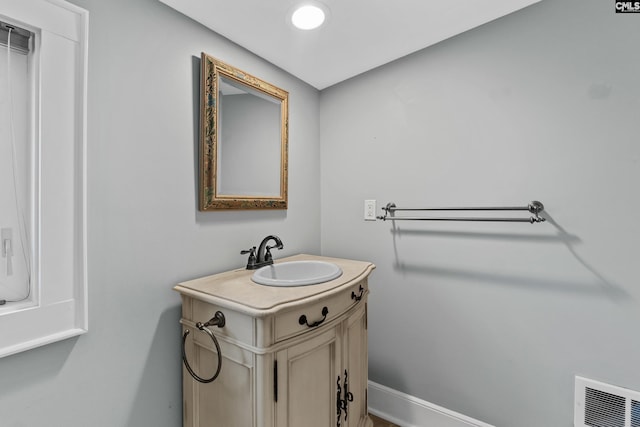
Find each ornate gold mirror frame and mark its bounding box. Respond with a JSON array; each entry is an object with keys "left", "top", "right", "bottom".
[{"left": 199, "top": 53, "right": 289, "bottom": 210}]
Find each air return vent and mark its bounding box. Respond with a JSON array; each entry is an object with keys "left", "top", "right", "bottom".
[
  {"left": 632, "top": 400, "right": 640, "bottom": 427},
  {"left": 575, "top": 377, "right": 640, "bottom": 427}
]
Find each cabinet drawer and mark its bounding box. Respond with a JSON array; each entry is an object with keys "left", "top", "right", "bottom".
[{"left": 274, "top": 280, "right": 367, "bottom": 343}]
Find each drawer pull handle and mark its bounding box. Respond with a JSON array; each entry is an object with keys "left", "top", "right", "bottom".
[
  {"left": 351, "top": 285, "right": 364, "bottom": 302},
  {"left": 299, "top": 306, "right": 329, "bottom": 328},
  {"left": 182, "top": 311, "right": 226, "bottom": 383}
]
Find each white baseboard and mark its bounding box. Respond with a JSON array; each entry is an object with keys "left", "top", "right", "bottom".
[{"left": 368, "top": 381, "right": 495, "bottom": 427}]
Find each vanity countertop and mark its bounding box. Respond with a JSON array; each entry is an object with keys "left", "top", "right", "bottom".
[{"left": 174, "top": 254, "right": 375, "bottom": 317}]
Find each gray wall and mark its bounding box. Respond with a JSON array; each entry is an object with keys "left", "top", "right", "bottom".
[
  {"left": 0, "top": 0, "right": 320, "bottom": 425},
  {"left": 320, "top": 0, "right": 640, "bottom": 426}
]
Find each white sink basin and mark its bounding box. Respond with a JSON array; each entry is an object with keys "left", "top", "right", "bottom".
[{"left": 252, "top": 261, "right": 343, "bottom": 287}]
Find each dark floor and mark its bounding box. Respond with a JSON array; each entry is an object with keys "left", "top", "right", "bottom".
[{"left": 370, "top": 413, "right": 401, "bottom": 427}]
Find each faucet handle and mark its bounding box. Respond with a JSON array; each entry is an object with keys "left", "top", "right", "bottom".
[
  {"left": 264, "top": 243, "right": 283, "bottom": 263},
  {"left": 264, "top": 247, "right": 273, "bottom": 263},
  {"left": 241, "top": 247, "right": 257, "bottom": 269}
]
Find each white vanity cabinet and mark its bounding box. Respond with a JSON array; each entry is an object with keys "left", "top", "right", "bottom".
[{"left": 175, "top": 254, "right": 374, "bottom": 427}]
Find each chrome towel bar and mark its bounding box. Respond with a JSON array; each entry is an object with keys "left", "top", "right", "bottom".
[{"left": 376, "top": 201, "right": 546, "bottom": 223}]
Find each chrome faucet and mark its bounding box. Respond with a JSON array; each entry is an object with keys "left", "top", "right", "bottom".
[{"left": 241, "top": 235, "right": 284, "bottom": 270}]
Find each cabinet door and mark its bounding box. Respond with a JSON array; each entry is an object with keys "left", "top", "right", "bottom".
[
  {"left": 342, "top": 302, "right": 370, "bottom": 427},
  {"left": 275, "top": 327, "right": 341, "bottom": 427}
]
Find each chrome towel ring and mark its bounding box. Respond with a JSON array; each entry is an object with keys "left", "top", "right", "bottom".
[{"left": 181, "top": 311, "right": 226, "bottom": 384}]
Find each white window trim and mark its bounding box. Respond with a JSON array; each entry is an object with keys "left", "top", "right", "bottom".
[{"left": 0, "top": 0, "right": 88, "bottom": 358}]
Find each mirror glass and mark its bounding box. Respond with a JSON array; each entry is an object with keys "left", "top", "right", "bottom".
[
  {"left": 200, "top": 53, "right": 288, "bottom": 210},
  {"left": 217, "top": 77, "right": 281, "bottom": 197}
]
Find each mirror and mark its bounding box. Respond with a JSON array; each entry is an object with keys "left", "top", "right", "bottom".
[{"left": 199, "top": 53, "right": 289, "bottom": 210}]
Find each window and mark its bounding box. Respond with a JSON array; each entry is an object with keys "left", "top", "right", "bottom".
[{"left": 0, "top": 0, "right": 88, "bottom": 358}]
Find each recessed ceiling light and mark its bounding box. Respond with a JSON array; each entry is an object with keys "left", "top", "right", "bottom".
[{"left": 291, "top": 4, "right": 327, "bottom": 30}]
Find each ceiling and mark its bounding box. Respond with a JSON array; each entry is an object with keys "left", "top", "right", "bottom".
[{"left": 159, "top": 0, "right": 541, "bottom": 90}]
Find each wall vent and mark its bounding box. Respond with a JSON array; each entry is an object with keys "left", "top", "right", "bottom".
[{"left": 575, "top": 377, "right": 640, "bottom": 427}]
